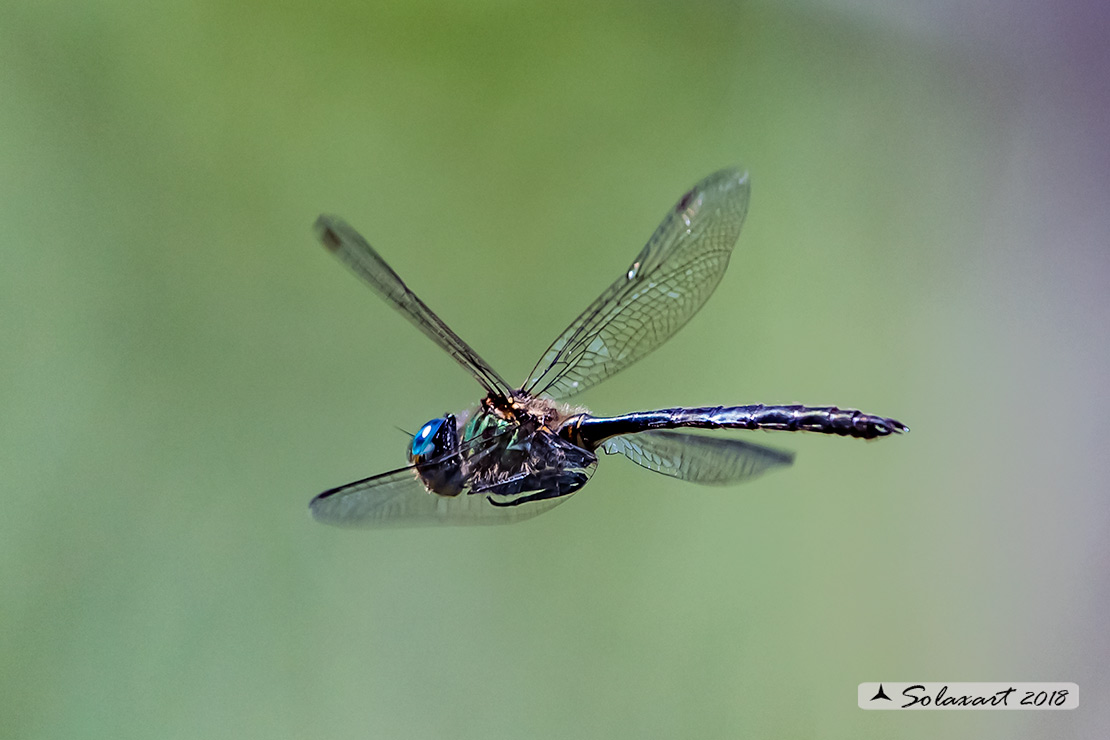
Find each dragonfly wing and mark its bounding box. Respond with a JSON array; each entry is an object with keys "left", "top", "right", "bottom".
[
  {"left": 315, "top": 216, "right": 512, "bottom": 398},
  {"left": 523, "top": 168, "right": 750, "bottom": 400},
  {"left": 310, "top": 464, "right": 571, "bottom": 527},
  {"left": 602, "top": 430, "right": 793, "bottom": 485}
]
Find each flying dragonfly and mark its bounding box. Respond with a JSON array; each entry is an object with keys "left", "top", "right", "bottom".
[{"left": 309, "top": 168, "right": 906, "bottom": 527}]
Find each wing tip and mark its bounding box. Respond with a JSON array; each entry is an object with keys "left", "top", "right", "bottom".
[
  {"left": 313, "top": 214, "right": 346, "bottom": 253},
  {"left": 713, "top": 165, "right": 750, "bottom": 187}
]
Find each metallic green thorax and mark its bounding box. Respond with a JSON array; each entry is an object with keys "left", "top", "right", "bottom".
[
  {"left": 448, "top": 393, "right": 575, "bottom": 496},
  {"left": 461, "top": 409, "right": 509, "bottom": 446},
  {"left": 462, "top": 407, "right": 535, "bottom": 465}
]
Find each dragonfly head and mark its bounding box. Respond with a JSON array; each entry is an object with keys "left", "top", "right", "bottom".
[{"left": 409, "top": 414, "right": 459, "bottom": 464}]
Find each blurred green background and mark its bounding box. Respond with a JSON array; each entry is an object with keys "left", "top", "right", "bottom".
[{"left": 3, "top": 1, "right": 1107, "bottom": 738}]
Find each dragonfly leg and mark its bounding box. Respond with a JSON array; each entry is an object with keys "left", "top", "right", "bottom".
[{"left": 475, "top": 465, "right": 592, "bottom": 507}]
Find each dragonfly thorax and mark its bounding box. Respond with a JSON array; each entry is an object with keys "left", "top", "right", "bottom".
[{"left": 484, "top": 391, "right": 568, "bottom": 427}]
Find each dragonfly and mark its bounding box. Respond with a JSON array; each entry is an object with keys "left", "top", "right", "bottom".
[{"left": 309, "top": 168, "right": 906, "bottom": 527}]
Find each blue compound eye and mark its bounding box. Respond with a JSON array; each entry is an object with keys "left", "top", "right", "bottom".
[{"left": 410, "top": 418, "right": 446, "bottom": 460}]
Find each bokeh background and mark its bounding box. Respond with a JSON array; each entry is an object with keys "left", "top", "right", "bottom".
[{"left": 3, "top": 1, "right": 1107, "bottom": 738}]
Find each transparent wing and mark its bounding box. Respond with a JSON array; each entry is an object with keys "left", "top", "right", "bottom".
[
  {"left": 310, "top": 464, "right": 572, "bottom": 528},
  {"left": 523, "top": 168, "right": 750, "bottom": 400},
  {"left": 601, "top": 430, "right": 793, "bottom": 485},
  {"left": 315, "top": 216, "right": 512, "bottom": 398}
]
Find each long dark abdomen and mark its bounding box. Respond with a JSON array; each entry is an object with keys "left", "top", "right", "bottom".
[{"left": 564, "top": 405, "right": 908, "bottom": 449}]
